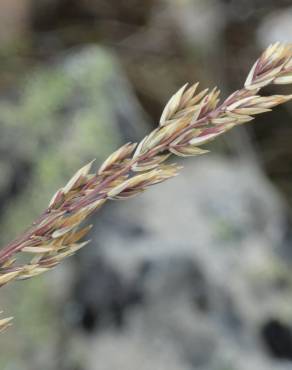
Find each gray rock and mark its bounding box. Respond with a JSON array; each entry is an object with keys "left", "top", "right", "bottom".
[{"left": 68, "top": 156, "right": 292, "bottom": 370}]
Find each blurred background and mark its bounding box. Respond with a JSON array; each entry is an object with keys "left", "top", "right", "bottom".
[{"left": 1, "top": 0, "right": 292, "bottom": 369}]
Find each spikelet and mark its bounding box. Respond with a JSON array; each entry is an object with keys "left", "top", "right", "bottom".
[
  {"left": 0, "top": 313, "right": 13, "bottom": 333},
  {"left": 98, "top": 143, "right": 137, "bottom": 174},
  {"left": 160, "top": 84, "right": 188, "bottom": 125},
  {"left": 245, "top": 43, "right": 292, "bottom": 90}
]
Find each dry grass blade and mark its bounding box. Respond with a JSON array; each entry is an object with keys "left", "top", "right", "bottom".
[{"left": 0, "top": 43, "right": 292, "bottom": 329}]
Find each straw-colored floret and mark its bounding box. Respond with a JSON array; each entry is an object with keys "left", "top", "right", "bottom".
[{"left": 1, "top": 43, "right": 292, "bottom": 332}]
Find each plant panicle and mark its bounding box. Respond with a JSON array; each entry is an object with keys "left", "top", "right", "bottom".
[{"left": 1, "top": 43, "right": 292, "bottom": 332}]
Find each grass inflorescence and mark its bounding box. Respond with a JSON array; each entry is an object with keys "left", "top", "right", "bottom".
[{"left": 1, "top": 43, "right": 292, "bottom": 332}]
